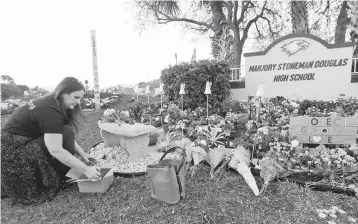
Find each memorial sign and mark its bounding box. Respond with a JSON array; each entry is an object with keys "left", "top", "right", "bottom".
[{"left": 289, "top": 116, "right": 358, "bottom": 144}]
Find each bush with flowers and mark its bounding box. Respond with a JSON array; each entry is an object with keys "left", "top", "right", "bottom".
[{"left": 100, "top": 108, "right": 135, "bottom": 125}]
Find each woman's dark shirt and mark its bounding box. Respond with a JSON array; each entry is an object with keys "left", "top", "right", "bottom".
[{"left": 2, "top": 95, "right": 68, "bottom": 138}]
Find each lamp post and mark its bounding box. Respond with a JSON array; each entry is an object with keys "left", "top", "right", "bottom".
[
  {"left": 159, "top": 83, "right": 164, "bottom": 126},
  {"left": 146, "top": 84, "right": 151, "bottom": 125},
  {"left": 179, "top": 83, "right": 186, "bottom": 137},
  {"left": 159, "top": 83, "right": 164, "bottom": 110},
  {"left": 204, "top": 81, "right": 212, "bottom": 120},
  {"left": 255, "top": 82, "right": 266, "bottom": 123}
]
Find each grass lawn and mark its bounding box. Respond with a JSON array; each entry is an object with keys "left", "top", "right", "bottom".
[{"left": 1, "top": 105, "right": 358, "bottom": 224}]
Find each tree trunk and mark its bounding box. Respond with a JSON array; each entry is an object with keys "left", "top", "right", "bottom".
[
  {"left": 210, "top": 1, "right": 226, "bottom": 32},
  {"left": 210, "top": 1, "right": 227, "bottom": 58},
  {"left": 233, "top": 27, "right": 242, "bottom": 68},
  {"left": 291, "top": 1, "right": 309, "bottom": 33},
  {"left": 335, "top": 1, "right": 349, "bottom": 44}
]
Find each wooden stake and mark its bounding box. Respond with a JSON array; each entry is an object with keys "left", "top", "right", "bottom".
[
  {"left": 207, "top": 94, "right": 209, "bottom": 120},
  {"left": 160, "top": 94, "right": 163, "bottom": 127},
  {"left": 181, "top": 95, "right": 184, "bottom": 138}
]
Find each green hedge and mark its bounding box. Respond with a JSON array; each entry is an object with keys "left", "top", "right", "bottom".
[
  {"left": 1, "top": 83, "right": 29, "bottom": 100},
  {"left": 160, "top": 60, "right": 232, "bottom": 110}
]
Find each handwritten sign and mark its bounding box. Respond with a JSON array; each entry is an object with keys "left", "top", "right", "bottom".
[{"left": 289, "top": 117, "right": 358, "bottom": 144}]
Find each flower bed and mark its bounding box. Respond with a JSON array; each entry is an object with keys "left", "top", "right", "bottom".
[
  {"left": 81, "top": 96, "right": 121, "bottom": 109},
  {"left": 88, "top": 97, "right": 358, "bottom": 197},
  {"left": 1, "top": 99, "right": 27, "bottom": 115}
]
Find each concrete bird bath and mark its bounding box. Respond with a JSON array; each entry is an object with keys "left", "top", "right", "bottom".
[{"left": 98, "top": 121, "right": 157, "bottom": 161}]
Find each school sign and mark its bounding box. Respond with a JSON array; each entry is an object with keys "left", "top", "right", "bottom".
[{"left": 231, "top": 34, "right": 358, "bottom": 100}]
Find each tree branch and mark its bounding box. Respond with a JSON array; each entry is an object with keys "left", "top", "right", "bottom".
[
  {"left": 320, "top": 0, "right": 330, "bottom": 15},
  {"left": 183, "top": 23, "right": 212, "bottom": 34},
  {"left": 233, "top": 0, "right": 239, "bottom": 25},
  {"left": 254, "top": 21, "right": 262, "bottom": 38},
  {"left": 241, "top": 1, "right": 267, "bottom": 43},
  {"left": 236, "top": 1, "right": 251, "bottom": 26},
  {"left": 154, "top": 10, "right": 214, "bottom": 30},
  {"left": 224, "top": 1, "right": 234, "bottom": 25},
  {"left": 261, "top": 16, "right": 278, "bottom": 36}
]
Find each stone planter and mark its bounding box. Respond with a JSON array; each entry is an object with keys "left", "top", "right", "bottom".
[{"left": 98, "top": 121, "right": 157, "bottom": 161}]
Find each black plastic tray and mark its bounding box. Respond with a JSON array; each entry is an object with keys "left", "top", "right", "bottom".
[{"left": 114, "top": 172, "right": 146, "bottom": 178}]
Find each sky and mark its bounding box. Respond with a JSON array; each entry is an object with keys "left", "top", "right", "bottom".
[{"left": 0, "top": 0, "right": 216, "bottom": 91}]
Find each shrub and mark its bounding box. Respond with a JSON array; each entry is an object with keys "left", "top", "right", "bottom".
[
  {"left": 83, "top": 90, "right": 121, "bottom": 99},
  {"left": 16, "top": 85, "right": 30, "bottom": 94},
  {"left": 1, "top": 83, "right": 23, "bottom": 100},
  {"left": 220, "top": 99, "right": 247, "bottom": 116},
  {"left": 160, "top": 60, "right": 231, "bottom": 111}
]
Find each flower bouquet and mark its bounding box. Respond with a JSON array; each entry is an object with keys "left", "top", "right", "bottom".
[{"left": 100, "top": 109, "right": 135, "bottom": 125}]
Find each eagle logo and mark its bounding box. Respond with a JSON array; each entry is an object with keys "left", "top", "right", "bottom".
[{"left": 281, "top": 40, "right": 309, "bottom": 56}]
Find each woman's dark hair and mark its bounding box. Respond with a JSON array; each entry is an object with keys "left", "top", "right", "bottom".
[{"left": 52, "top": 77, "right": 86, "bottom": 133}]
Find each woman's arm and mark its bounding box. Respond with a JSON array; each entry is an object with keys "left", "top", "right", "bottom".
[
  {"left": 44, "top": 133, "right": 88, "bottom": 173},
  {"left": 74, "top": 141, "right": 87, "bottom": 158},
  {"left": 74, "top": 141, "right": 97, "bottom": 164}
]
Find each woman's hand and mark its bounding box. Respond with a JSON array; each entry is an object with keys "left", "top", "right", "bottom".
[
  {"left": 81, "top": 153, "right": 98, "bottom": 166},
  {"left": 84, "top": 165, "right": 101, "bottom": 179}
]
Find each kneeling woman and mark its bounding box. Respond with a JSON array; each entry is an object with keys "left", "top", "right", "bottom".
[{"left": 1, "top": 77, "right": 101, "bottom": 205}]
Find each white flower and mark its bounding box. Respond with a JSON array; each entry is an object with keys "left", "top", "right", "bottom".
[
  {"left": 348, "top": 217, "right": 357, "bottom": 223},
  {"left": 196, "top": 126, "right": 203, "bottom": 132},
  {"left": 103, "top": 109, "right": 116, "bottom": 116},
  {"left": 318, "top": 213, "right": 327, "bottom": 218},
  {"left": 120, "top": 110, "right": 130, "bottom": 117},
  {"left": 291, "top": 140, "right": 299, "bottom": 148},
  {"left": 164, "top": 114, "right": 170, "bottom": 123},
  {"left": 200, "top": 140, "right": 207, "bottom": 146},
  {"left": 329, "top": 213, "right": 337, "bottom": 218},
  {"left": 322, "top": 209, "right": 330, "bottom": 213},
  {"left": 331, "top": 206, "right": 339, "bottom": 211},
  {"left": 290, "top": 101, "right": 299, "bottom": 108},
  {"left": 327, "top": 221, "right": 336, "bottom": 224}
]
